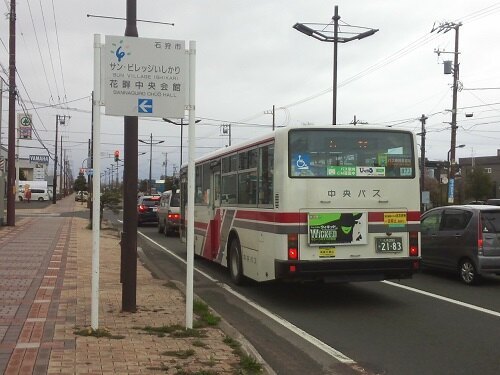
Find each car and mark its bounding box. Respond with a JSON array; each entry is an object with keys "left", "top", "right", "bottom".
[
  {"left": 486, "top": 198, "right": 500, "bottom": 206},
  {"left": 19, "top": 188, "right": 50, "bottom": 202},
  {"left": 75, "top": 191, "right": 89, "bottom": 202},
  {"left": 420, "top": 205, "right": 500, "bottom": 285},
  {"left": 465, "top": 200, "right": 485, "bottom": 205},
  {"left": 137, "top": 195, "right": 161, "bottom": 226},
  {"left": 157, "top": 189, "right": 181, "bottom": 236}
]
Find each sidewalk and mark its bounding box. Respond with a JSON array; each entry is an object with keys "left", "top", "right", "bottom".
[{"left": 0, "top": 196, "right": 268, "bottom": 374}]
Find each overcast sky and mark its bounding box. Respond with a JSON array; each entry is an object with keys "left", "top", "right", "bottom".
[{"left": 1, "top": 0, "right": 500, "bottom": 181}]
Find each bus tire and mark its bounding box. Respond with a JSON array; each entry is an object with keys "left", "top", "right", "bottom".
[{"left": 229, "top": 239, "right": 244, "bottom": 285}]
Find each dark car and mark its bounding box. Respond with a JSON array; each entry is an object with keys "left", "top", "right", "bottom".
[
  {"left": 137, "top": 195, "right": 161, "bottom": 226},
  {"left": 420, "top": 205, "right": 500, "bottom": 284}
]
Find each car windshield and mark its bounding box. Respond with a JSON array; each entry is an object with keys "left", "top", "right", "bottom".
[{"left": 481, "top": 211, "right": 500, "bottom": 233}]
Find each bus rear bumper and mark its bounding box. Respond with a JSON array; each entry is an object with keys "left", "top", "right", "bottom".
[{"left": 275, "top": 258, "right": 420, "bottom": 282}]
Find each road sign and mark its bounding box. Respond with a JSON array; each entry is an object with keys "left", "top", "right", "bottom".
[
  {"left": 103, "top": 36, "right": 186, "bottom": 118},
  {"left": 138, "top": 98, "right": 153, "bottom": 113},
  {"left": 17, "top": 113, "right": 33, "bottom": 139}
]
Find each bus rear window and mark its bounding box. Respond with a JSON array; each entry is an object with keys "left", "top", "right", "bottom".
[{"left": 289, "top": 129, "right": 415, "bottom": 178}]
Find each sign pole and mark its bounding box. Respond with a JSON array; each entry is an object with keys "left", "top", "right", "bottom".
[
  {"left": 186, "top": 40, "right": 196, "bottom": 329},
  {"left": 91, "top": 33, "right": 102, "bottom": 330}
]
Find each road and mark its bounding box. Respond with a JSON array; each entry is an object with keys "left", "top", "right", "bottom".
[{"left": 129, "top": 222, "right": 500, "bottom": 375}]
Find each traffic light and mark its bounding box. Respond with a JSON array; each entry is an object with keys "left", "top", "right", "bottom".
[{"left": 114, "top": 150, "right": 120, "bottom": 162}]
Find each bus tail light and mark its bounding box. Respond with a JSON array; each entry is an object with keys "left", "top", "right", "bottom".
[
  {"left": 409, "top": 231, "right": 419, "bottom": 257},
  {"left": 288, "top": 233, "right": 299, "bottom": 260}
]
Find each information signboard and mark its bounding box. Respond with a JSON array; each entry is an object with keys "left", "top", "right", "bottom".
[{"left": 103, "top": 36, "right": 186, "bottom": 118}]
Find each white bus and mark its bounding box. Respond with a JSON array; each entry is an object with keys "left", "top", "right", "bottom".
[{"left": 180, "top": 125, "right": 420, "bottom": 284}]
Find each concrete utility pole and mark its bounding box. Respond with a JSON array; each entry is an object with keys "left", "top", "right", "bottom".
[
  {"left": 420, "top": 114, "right": 427, "bottom": 212},
  {"left": 221, "top": 124, "right": 231, "bottom": 146},
  {"left": 52, "top": 115, "right": 67, "bottom": 204},
  {"left": 264, "top": 105, "right": 276, "bottom": 131},
  {"left": 432, "top": 21, "right": 462, "bottom": 204},
  {"left": 6, "top": 0, "right": 16, "bottom": 225}
]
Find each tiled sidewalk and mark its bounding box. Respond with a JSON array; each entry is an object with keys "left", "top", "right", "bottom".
[
  {"left": 0, "top": 197, "right": 268, "bottom": 374},
  {"left": 0, "top": 198, "right": 74, "bottom": 374}
]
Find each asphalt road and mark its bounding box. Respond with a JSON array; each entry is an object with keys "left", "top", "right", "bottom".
[{"left": 129, "top": 222, "right": 500, "bottom": 375}]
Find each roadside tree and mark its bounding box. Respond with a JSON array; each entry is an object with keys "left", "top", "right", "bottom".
[{"left": 464, "top": 167, "right": 492, "bottom": 201}]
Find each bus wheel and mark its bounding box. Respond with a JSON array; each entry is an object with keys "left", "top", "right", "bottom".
[
  {"left": 164, "top": 221, "right": 170, "bottom": 237},
  {"left": 229, "top": 239, "right": 244, "bottom": 285}
]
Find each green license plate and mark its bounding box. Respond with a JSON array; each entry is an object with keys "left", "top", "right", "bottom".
[{"left": 375, "top": 237, "right": 403, "bottom": 252}]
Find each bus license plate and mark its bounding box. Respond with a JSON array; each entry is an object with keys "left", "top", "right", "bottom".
[
  {"left": 319, "top": 247, "right": 336, "bottom": 258},
  {"left": 375, "top": 237, "right": 403, "bottom": 253}
]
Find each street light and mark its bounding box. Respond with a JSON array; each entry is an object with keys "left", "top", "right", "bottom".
[
  {"left": 163, "top": 118, "right": 201, "bottom": 167},
  {"left": 447, "top": 144, "right": 465, "bottom": 204},
  {"left": 139, "top": 133, "right": 164, "bottom": 195},
  {"left": 294, "top": 5, "right": 378, "bottom": 125}
]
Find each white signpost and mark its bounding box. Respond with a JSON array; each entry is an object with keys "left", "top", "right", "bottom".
[
  {"left": 93, "top": 34, "right": 196, "bottom": 330},
  {"left": 103, "top": 36, "right": 186, "bottom": 118}
]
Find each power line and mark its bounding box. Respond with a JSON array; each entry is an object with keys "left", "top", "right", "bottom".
[
  {"left": 51, "top": 0, "right": 68, "bottom": 106},
  {"left": 38, "top": 0, "right": 61, "bottom": 103},
  {"left": 26, "top": 0, "right": 54, "bottom": 102}
]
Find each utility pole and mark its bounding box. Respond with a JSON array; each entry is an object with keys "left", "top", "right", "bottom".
[
  {"left": 52, "top": 115, "right": 67, "bottom": 204},
  {"left": 221, "top": 123, "right": 231, "bottom": 147},
  {"left": 350, "top": 115, "right": 367, "bottom": 126},
  {"left": 6, "top": 0, "right": 16, "bottom": 225},
  {"left": 162, "top": 152, "right": 168, "bottom": 177},
  {"left": 60, "top": 135, "right": 63, "bottom": 197},
  {"left": 420, "top": 114, "right": 427, "bottom": 212},
  {"left": 264, "top": 105, "right": 276, "bottom": 131},
  {"left": 139, "top": 133, "right": 164, "bottom": 195},
  {"left": 432, "top": 21, "right": 462, "bottom": 204}
]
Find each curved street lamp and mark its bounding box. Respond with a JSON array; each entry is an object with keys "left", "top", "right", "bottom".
[{"left": 294, "top": 6, "right": 378, "bottom": 125}]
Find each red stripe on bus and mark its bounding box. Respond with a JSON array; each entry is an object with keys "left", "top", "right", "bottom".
[{"left": 235, "top": 210, "right": 308, "bottom": 223}]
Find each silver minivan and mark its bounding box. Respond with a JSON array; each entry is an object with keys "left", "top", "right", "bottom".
[
  {"left": 421, "top": 205, "right": 500, "bottom": 284},
  {"left": 157, "top": 189, "right": 181, "bottom": 236}
]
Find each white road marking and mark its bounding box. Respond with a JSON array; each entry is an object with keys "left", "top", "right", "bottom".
[
  {"left": 136, "top": 229, "right": 356, "bottom": 364},
  {"left": 383, "top": 281, "right": 500, "bottom": 318}
]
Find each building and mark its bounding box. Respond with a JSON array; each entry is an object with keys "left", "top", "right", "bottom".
[{"left": 459, "top": 150, "right": 500, "bottom": 199}]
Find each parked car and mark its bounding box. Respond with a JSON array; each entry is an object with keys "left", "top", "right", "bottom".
[
  {"left": 420, "top": 205, "right": 500, "bottom": 284},
  {"left": 137, "top": 195, "right": 161, "bottom": 226},
  {"left": 19, "top": 188, "right": 50, "bottom": 201},
  {"left": 157, "top": 189, "right": 181, "bottom": 236}
]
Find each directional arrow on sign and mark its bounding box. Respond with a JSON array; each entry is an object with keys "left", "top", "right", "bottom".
[{"left": 138, "top": 98, "right": 153, "bottom": 113}]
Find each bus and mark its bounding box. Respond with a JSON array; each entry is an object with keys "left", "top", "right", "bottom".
[{"left": 180, "top": 125, "right": 420, "bottom": 284}]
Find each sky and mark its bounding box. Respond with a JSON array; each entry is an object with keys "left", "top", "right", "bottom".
[{"left": 1, "top": 0, "right": 500, "bottom": 182}]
